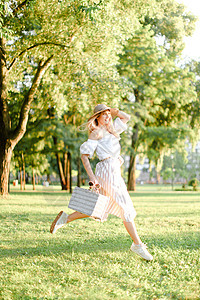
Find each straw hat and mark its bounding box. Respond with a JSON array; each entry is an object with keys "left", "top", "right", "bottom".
[{"left": 88, "top": 104, "right": 110, "bottom": 121}]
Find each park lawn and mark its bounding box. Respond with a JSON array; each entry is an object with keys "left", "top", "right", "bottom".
[{"left": 0, "top": 185, "right": 199, "bottom": 300}]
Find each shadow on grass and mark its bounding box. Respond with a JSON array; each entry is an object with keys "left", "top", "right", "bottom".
[
  {"left": 130, "top": 192, "right": 200, "bottom": 198},
  {"left": 9, "top": 190, "right": 200, "bottom": 199},
  {"left": 6, "top": 191, "right": 200, "bottom": 208},
  {"left": 7, "top": 191, "right": 147, "bottom": 197},
  {"left": 0, "top": 235, "right": 130, "bottom": 258},
  {"left": 2, "top": 191, "right": 71, "bottom": 206},
  {"left": 10, "top": 191, "right": 70, "bottom": 196},
  {"left": 1, "top": 230, "right": 199, "bottom": 259}
]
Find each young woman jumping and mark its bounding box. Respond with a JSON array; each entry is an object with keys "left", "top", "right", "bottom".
[{"left": 50, "top": 103, "right": 153, "bottom": 261}]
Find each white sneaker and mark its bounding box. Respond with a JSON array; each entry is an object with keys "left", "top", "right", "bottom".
[
  {"left": 130, "top": 243, "right": 153, "bottom": 261},
  {"left": 50, "top": 211, "right": 68, "bottom": 234}
]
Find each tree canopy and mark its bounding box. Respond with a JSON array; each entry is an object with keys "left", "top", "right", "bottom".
[{"left": 0, "top": 0, "right": 199, "bottom": 195}]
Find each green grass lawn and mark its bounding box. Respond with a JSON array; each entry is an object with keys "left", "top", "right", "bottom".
[{"left": 0, "top": 185, "right": 199, "bottom": 299}]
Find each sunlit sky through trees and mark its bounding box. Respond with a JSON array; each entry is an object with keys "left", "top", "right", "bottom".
[{"left": 177, "top": 0, "right": 200, "bottom": 60}]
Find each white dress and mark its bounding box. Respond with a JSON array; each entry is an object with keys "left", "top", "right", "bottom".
[{"left": 80, "top": 117, "right": 136, "bottom": 222}]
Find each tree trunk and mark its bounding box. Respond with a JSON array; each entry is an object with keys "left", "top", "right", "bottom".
[
  {"left": 0, "top": 37, "right": 12, "bottom": 196},
  {"left": 47, "top": 174, "right": 50, "bottom": 183},
  {"left": 36, "top": 174, "right": 38, "bottom": 185},
  {"left": 66, "top": 152, "right": 70, "bottom": 191},
  {"left": 64, "top": 151, "right": 69, "bottom": 190},
  {"left": 32, "top": 167, "right": 35, "bottom": 190},
  {"left": 0, "top": 43, "right": 53, "bottom": 196},
  {"left": 0, "top": 141, "right": 13, "bottom": 196},
  {"left": 68, "top": 152, "right": 72, "bottom": 194},
  {"left": 64, "top": 152, "right": 67, "bottom": 178},
  {"left": 20, "top": 167, "right": 23, "bottom": 191},
  {"left": 64, "top": 151, "right": 72, "bottom": 192},
  {"left": 8, "top": 171, "right": 10, "bottom": 193},
  {"left": 127, "top": 89, "right": 140, "bottom": 191},
  {"left": 155, "top": 153, "right": 164, "bottom": 184},
  {"left": 57, "top": 153, "right": 67, "bottom": 190},
  {"left": 156, "top": 171, "right": 161, "bottom": 184},
  {"left": 128, "top": 155, "right": 136, "bottom": 191},
  {"left": 22, "top": 152, "right": 26, "bottom": 190},
  {"left": 77, "top": 156, "right": 81, "bottom": 187},
  {"left": 127, "top": 123, "right": 139, "bottom": 191},
  {"left": 52, "top": 137, "right": 67, "bottom": 190}
]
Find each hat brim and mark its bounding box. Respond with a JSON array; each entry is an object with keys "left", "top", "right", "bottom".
[{"left": 88, "top": 107, "right": 111, "bottom": 121}]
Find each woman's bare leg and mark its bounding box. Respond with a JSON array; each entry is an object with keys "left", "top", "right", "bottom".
[
  {"left": 67, "top": 211, "right": 90, "bottom": 223},
  {"left": 123, "top": 221, "right": 142, "bottom": 245},
  {"left": 124, "top": 221, "right": 153, "bottom": 260},
  {"left": 50, "top": 211, "right": 89, "bottom": 234}
]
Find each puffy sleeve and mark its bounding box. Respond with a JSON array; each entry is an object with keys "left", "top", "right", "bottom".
[
  {"left": 80, "top": 139, "right": 98, "bottom": 159},
  {"left": 113, "top": 117, "right": 128, "bottom": 134}
]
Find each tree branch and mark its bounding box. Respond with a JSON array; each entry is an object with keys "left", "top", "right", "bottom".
[
  {"left": 12, "top": 0, "right": 29, "bottom": 15},
  {"left": 8, "top": 42, "right": 67, "bottom": 71},
  {"left": 10, "top": 55, "right": 53, "bottom": 143}
]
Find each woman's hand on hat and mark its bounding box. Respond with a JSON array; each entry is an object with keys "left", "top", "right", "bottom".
[{"left": 110, "top": 108, "right": 119, "bottom": 117}]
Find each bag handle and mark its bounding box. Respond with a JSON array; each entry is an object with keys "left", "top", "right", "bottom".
[{"left": 89, "top": 181, "right": 101, "bottom": 193}]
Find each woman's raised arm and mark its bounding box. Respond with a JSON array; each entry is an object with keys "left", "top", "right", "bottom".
[{"left": 110, "top": 108, "right": 130, "bottom": 124}]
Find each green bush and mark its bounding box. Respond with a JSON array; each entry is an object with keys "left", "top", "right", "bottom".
[
  {"left": 188, "top": 178, "right": 199, "bottom": 191},
  {"left": 175, "top": 188, "right": 192, "bottom": 191}
]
